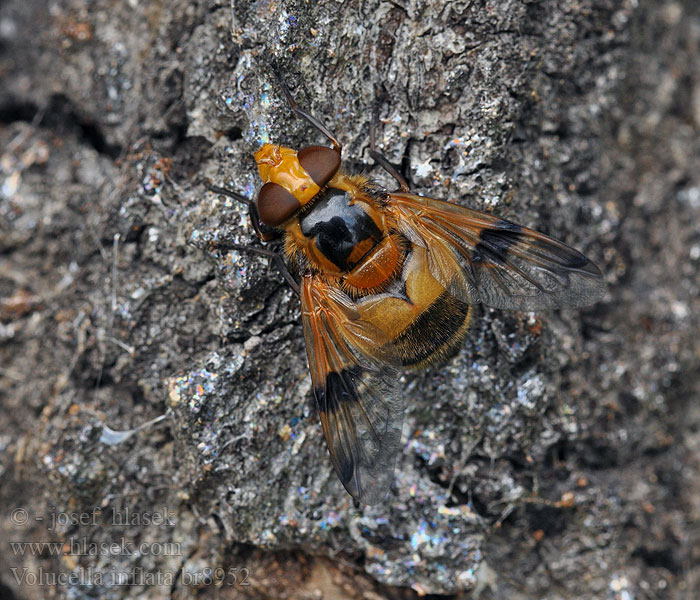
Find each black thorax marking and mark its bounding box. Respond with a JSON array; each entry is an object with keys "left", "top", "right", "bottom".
[{"left": 299, "top": 188, "right": 383, "bottom": 271}]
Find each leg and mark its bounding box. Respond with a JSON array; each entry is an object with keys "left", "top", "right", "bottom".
[
  {"left": 205, "top": 181, "right": 280, "bottom": 242},
  {"left": 369, "top": 102, "right": 410, "bottom": 192},
  {"left": 270, "top": 66, "right": 342, "bottom": 154},
  {"left": 212, "top": 241, "right": 300, "bottom": 297}
]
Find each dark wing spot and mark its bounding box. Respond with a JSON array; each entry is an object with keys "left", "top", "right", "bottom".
[
  {"left": 474, "top": 224, "right": 523, "bottom": 265},
  {"left": 322, "top": 369, "right": 360, "bottom": 405},
  {"left": 493, "top": 218, "right": 523, "bottom": 232},
  {"left": 315, "top": 368, "right": 362, "bottom": 484},
  {"left": 557, "top": 247, "right": 592, "bottom": 269}
]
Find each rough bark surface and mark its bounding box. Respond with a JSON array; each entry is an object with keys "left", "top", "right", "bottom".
[{"left": 1, "top": 0, "right": 698, "bottom": 598}]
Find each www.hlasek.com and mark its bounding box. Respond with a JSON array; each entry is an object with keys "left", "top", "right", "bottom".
[{"left": 10, "top": 537, "right": 181, "bottom": 557}]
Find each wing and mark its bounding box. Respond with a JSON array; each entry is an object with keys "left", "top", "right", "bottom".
[
  {"left": 300, "top": 274, "right": 404, "bottom": 505},
  {"left": 387, "top": 193, "right": 605, "bottom": 311}
]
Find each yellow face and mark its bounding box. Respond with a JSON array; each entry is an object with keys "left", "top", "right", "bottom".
[{"left": 254, "top": 144, "right": 320, "bottom": 208}]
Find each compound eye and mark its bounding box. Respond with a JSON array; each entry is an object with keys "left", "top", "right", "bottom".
[
  {"left": 297, "top": 146, "right": 341, "bottom": 187},
  {"left": 257, "top": 182, "right": 301, "bottom": 227}
]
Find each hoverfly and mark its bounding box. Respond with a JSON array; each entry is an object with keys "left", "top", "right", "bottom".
[{"left": 208, "top": 74, "right": 605, "bottom": 505}]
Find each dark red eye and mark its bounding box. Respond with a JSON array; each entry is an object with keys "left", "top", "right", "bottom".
[
  {"left": 297, "top": 146, "right": 341, "bottom": 187},
  {"left": 257, "top": 182, "right": 301, "bottom": 227}
]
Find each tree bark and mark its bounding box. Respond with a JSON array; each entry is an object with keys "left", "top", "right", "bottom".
[{"left": 1, "top": 0, "right": 698, "bottom": 598}]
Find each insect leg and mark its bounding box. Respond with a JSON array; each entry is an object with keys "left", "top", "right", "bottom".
[
  {"left": 369, "top": 102, "right": 410, "bottom": 192},
  {"left": 211, "top": 241, "right": 300, "bottom": 297},
  {"left": 205, "top": 181, "right": 280, "bottom": 242},
  {"left": 270, "top": 67, "right": 343, "bottom": 154}
]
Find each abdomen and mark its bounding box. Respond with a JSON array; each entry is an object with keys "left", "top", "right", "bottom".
[{"left": 355, "top": 245, "right": 472, "bottom": 368}]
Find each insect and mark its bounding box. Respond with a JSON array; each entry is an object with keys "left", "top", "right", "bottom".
[{"left": 208, "top": 75, "right": 605, "bottom": 505}]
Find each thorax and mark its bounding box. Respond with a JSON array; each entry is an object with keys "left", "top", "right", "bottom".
[{"left": 282, "top": 174, "right": 403, "bottom": 293}]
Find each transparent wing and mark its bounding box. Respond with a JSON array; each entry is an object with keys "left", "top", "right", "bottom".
[
  {"left": 300, "top": 275, "right": 404, "bottom": 505},
  {"left": 387, "top": 193, "right": 606, "bottom": 310}
]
